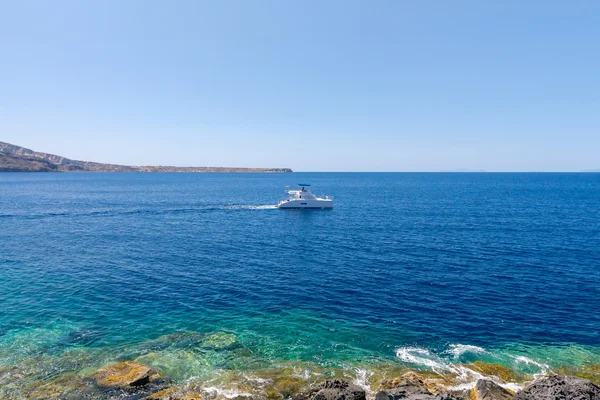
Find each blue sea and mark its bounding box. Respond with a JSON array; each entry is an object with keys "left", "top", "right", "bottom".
[{"left": 1, "top": 172, "right": 599, "bottom": 397}]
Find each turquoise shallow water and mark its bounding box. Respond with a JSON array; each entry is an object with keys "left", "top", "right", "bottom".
[{"left": 1, "top": 172, "right": 599, "bottom": 397}]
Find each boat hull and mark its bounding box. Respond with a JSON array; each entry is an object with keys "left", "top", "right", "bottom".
[{"left": 277, "top": 199, "right": 333, "bottom": 209}]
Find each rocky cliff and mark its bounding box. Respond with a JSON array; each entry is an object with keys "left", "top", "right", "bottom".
[{"left": 0, "top": 141, "right": 292, "bottom": 173}]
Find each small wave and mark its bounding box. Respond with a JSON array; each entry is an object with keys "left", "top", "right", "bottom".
[
  {"left": 202, "top": 386, "right": 254, "bottom": 399},
  {"left": 241, "top": 375, "right": 272, "bottom": 385},
  {"left": 512, "top": 355, "right": 547, "bottom": 369},
  {"left": 352, "top": 368, "right": 374, "bottom": 392},
  {"left": 291, "top": 366, "right": 312, "bottom": 380},
  {"left": 444, "top": 364, "right": 525, "bottom": 392},
  {"left": 396, "top": 345, "right": 528, "bottom": 392},
  {"left": 395, "top": 347, "right": 449, "bottom": 371},
  {"left": 447, "top": 367, "right": 524, "bottom": 392},
  {"left": 500, "top": 382, "right": 524, "bottom": 392},
  {"left": 447, "top": 344, "right": 488, "bottom": 359},
  {"left": 512, "top": 355, "right": 550, "bottom": 379}
]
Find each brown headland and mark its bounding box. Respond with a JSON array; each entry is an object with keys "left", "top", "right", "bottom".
[{"left": 0, "top": 141, "right": 292, "bottom": 173}]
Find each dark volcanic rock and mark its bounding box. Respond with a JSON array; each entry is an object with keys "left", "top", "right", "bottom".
[
  {"left": 24, "top": 375, "right": 105, "bottom": 399},
  {"left": 376, "top": 384, "right": 433, "bottom": 400},
  {"left": 436, "top": 392, "right": 469, "bottom": 400},
  {"left": 376, "top": 388, "right": 467, "bottom": 400},
  {"left": 472, "top": 379, "right": 513, "bottom": 400},
  {"left": 514, "top": 375, "right": 600, "bottom": 400},
  {"left": 293, "top": 379, "right": 366, "bottom": 400}
]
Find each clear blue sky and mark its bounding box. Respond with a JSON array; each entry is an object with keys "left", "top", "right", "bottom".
[{"left": 1, "top": 1, "right": 598, "bottom": 171}]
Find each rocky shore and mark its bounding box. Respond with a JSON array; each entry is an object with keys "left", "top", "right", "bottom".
[
  {"left": 1, "top": 330, "right": 599, "bottom": 399},
  {"left": 11, "top": 361, "right": 600, "bottom": 400}
]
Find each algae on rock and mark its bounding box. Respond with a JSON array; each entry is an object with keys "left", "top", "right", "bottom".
[
  {"left": 92, "top": 361, "right": 161, "bottom": 388},
  {"left": 464, "top": 361, "right": 520, "bottom": 383},
  {"left": 200, "top": 332, "right": 242, "bottom": 351}
]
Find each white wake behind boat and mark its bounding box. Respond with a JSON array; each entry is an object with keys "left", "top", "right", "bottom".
[{"left": 277, "top": 184, "right": 333, "bottom": 209}]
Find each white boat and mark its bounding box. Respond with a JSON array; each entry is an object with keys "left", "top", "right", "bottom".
[{"left": 277, "top": 184, "right": 333, "bottom": 209}]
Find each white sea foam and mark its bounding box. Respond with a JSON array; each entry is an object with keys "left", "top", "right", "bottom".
[
  {"left": 395, "top": 347, "right": 449, "bottom": 372},
  {"left": 396, "top": 345, "right": 527, "bottom": 392},
  {"left": 447, "top": 344, "right": 488, "bottom": 358},
  {"left": 447, "top": 365, "right": 525, "bottom": 392},
  {"left": 291, "top": 366, "right": 312, "bottom": 380},
  {"left": 511, "top": 355, "right": 550, "bottom": 379},
  {"left": 242, "top": 375, "right": 271, "bottom": 385},
  {"left": 395, "top": 348, "right": 480, "bottom": 388},
  {"left": 352, "top": 368, "right": 374, "bottom": 392},
  {"left": 451, "top": 378, "right": 524, "bottom": 392},
  {"left": 450, "top": 364, "right": 483, "bottom": 381},
  {"left": 502, "top": 382, "right": 524, "bottom": 392},
  {"left": 202, "top": 386, "right": 254, "bottom": 399},
  {"left": 512, "top": 355, "right": 547, "bottom": 369}
]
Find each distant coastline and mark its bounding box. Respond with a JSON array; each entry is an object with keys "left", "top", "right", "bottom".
[{"left": 0, "top": 141, "right": 292, "bottom": 173}]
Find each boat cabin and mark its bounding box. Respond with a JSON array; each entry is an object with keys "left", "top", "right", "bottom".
[{"left": 285, "top": 184, "right": 317, "bottom": 200}]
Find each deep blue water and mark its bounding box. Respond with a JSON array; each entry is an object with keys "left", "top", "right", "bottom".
[{"left": 1, "top": 172, "right": 600, "bottom": 393}]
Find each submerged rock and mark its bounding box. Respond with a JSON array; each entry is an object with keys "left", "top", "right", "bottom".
[
  {"left": 145, "top": 386, "right": 203, "bottom": 399},
  {"left": 92, "top": 361, "right": 161, "bottom": 388},
  {"left": 125, "top": 332, "right": 208, "bottom": 360},
  {"left": 268, "top": 376, "right": 306, "bottom": 399},
  {"left": 0, "top": 365, "right": 25, "bottom": 385},
  {"left": 60, "top": 326, "right": 104, "bottom": 347},
  {"left": 471, "top": 379, "right": 513, "bottom": 400},
  {"left": 135, "top": 350, "right": 212, "bottom": 381},
  {"left": 514, "top": 375, "right": 600, "bottom": 400},
  {"left": 24, "top": 375, "right": 102, "bottom": 399},
  {"left": 156, "top": 332, "right": 208, "bottom": 349},
  {"left": 293, "top": 379, "right": 366, "bottom": 400},
  {"left": 200, "top": 332, "right": 242, "bottom": 351}
]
